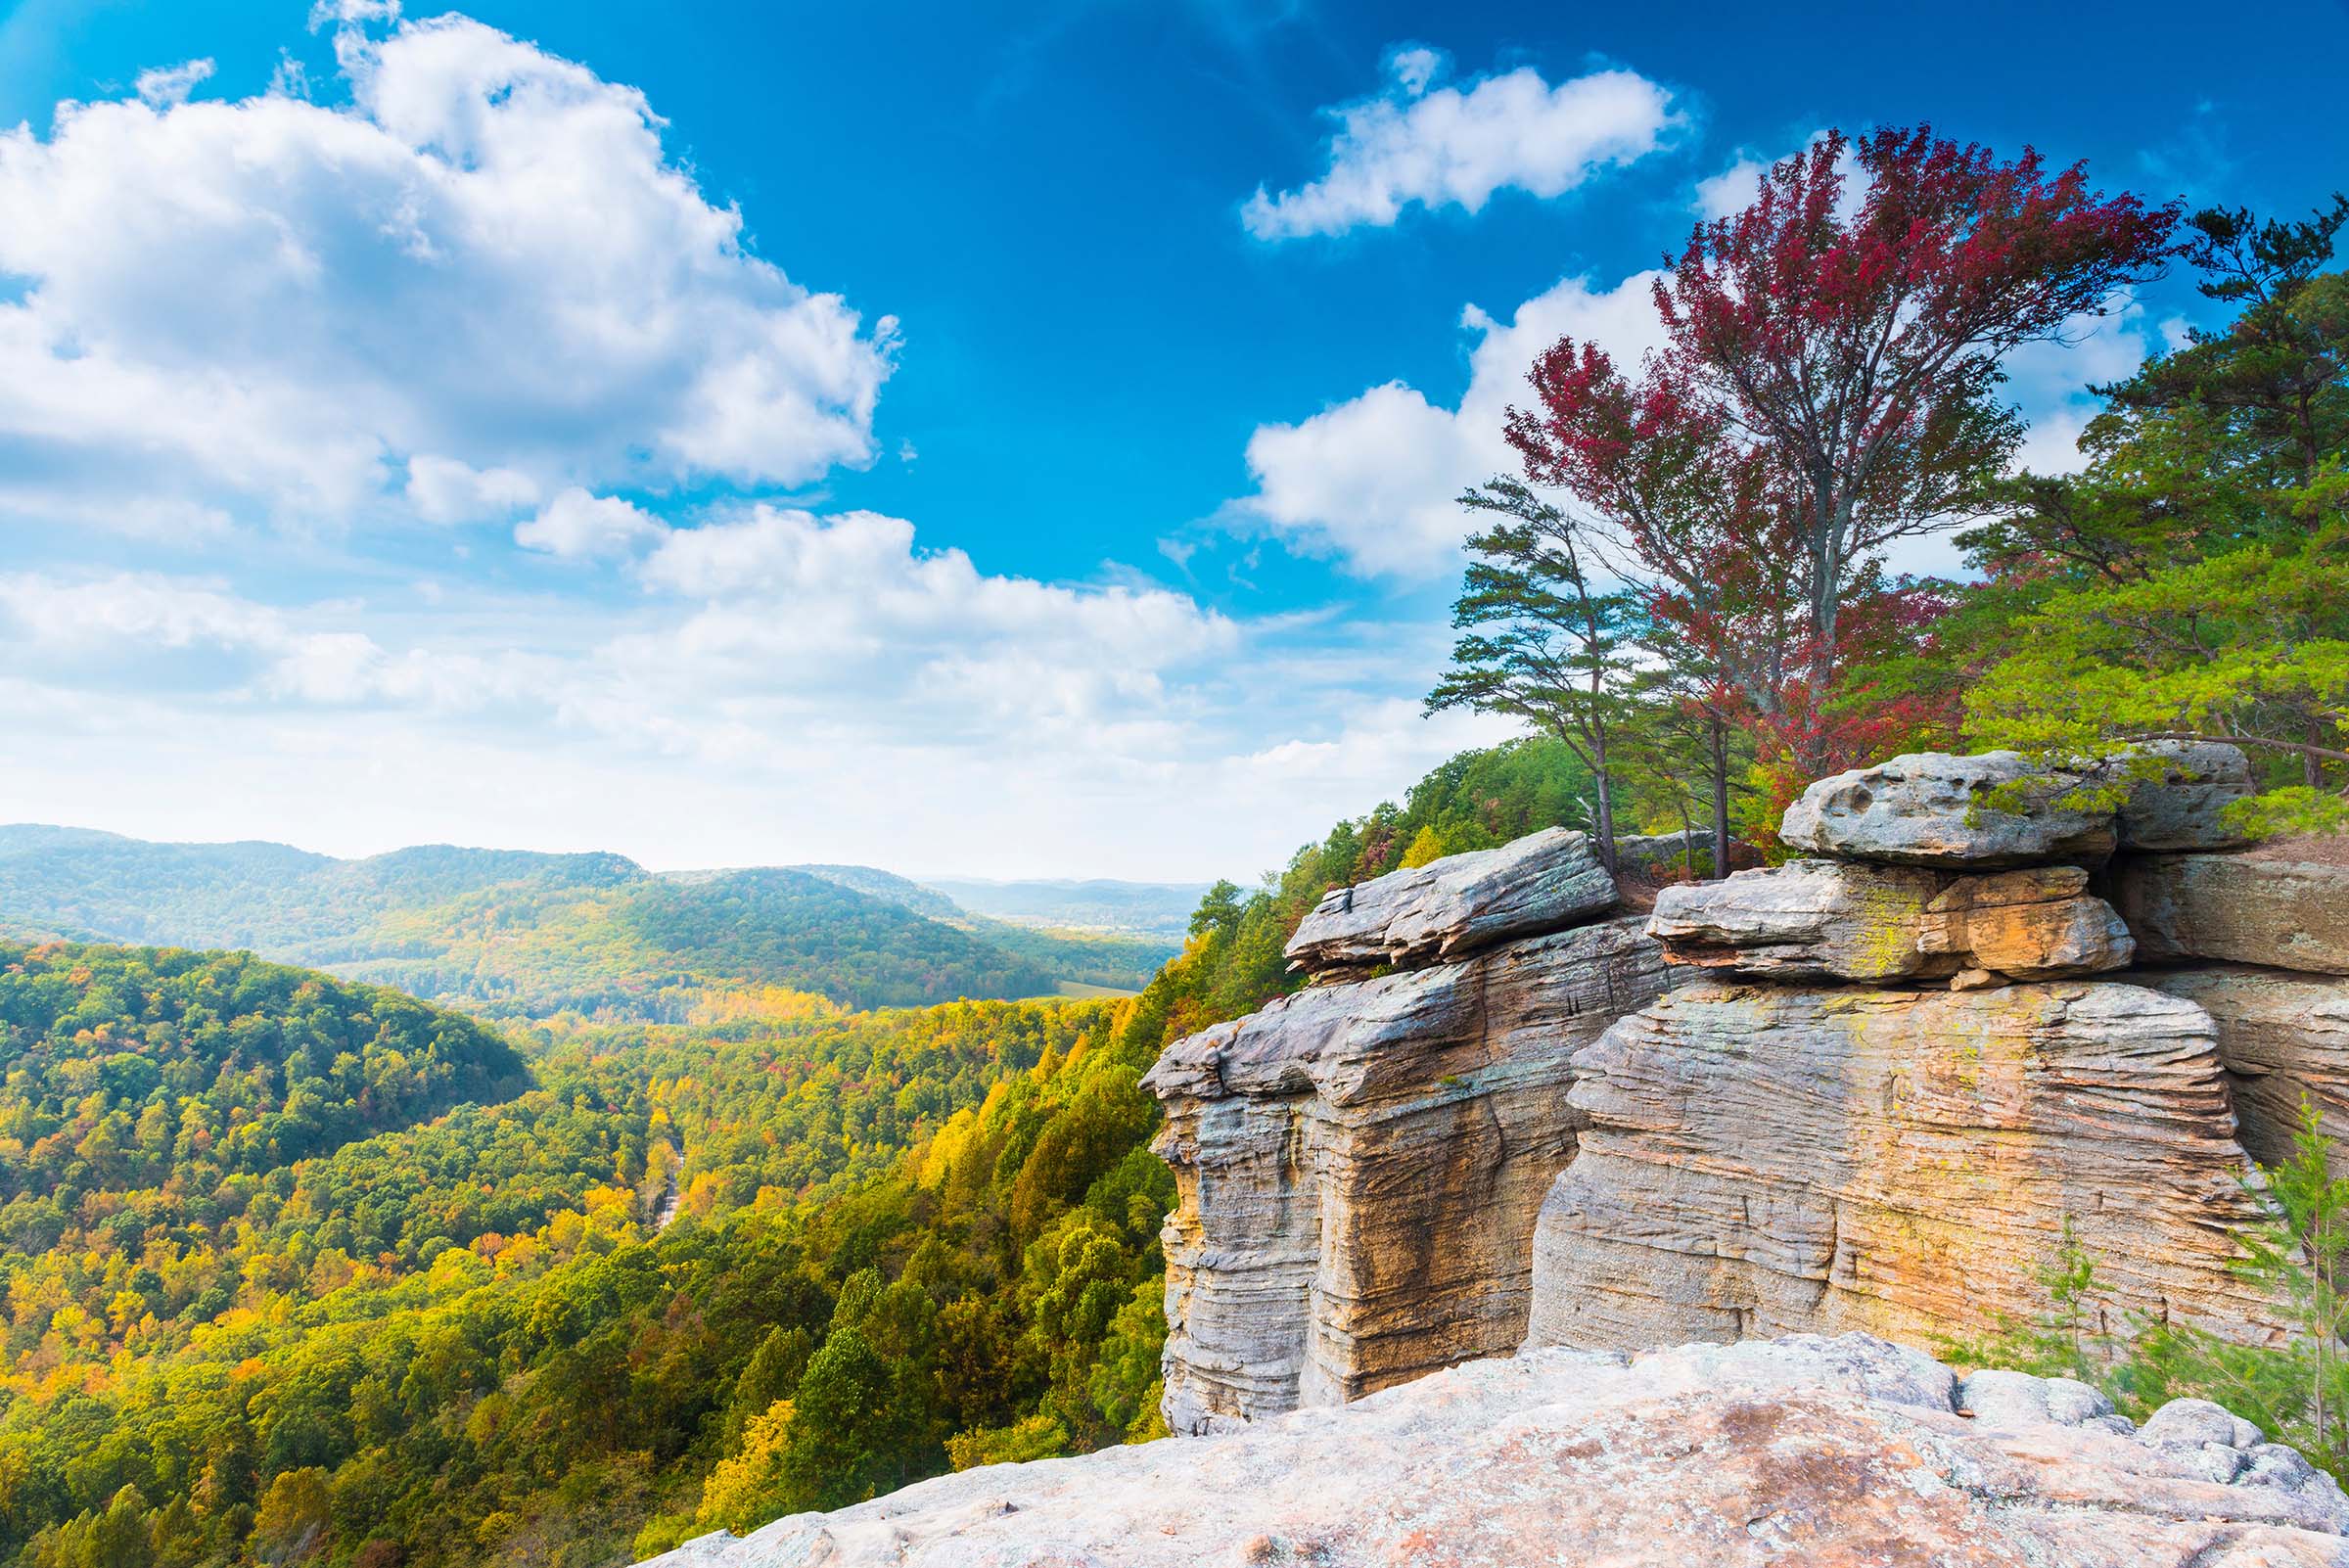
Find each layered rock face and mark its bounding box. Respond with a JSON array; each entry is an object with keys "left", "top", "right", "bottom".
[
  {"left": 1528, "top": 981, "right": 2277, "bottom": 1352},
  {"left": 1281, "top": 825, "right": 1618, "bottom": 972},
  {"left": 2112, "top": 845, "right": 2349, "bottom": 975},
  {"left": 1533, "top": 745, "right": 2300, "bottom": 1359},
  {"left": 1146, "top": 830, "right": 1665, "bottom": 1433},
  {"left": 642, "top": 1333, "right": 2349, "bottom": 1568},
  {"left": 2142, "top": 965, "right": 2349, "bottom": 1172},
  {"left": 1649, "top": 859, "right": 2133, "bottom": 984}
]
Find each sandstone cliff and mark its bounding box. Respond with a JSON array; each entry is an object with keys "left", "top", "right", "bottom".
[
  {"left": 1528, "top": 745, "right": 2336, "bottom": 1359},
  {"left": 1144, "top": 828, "right": 1665, "bottom": 1431},
  {"left": 643, "top": 1333, "right": 2349, "bottom": 1568}
]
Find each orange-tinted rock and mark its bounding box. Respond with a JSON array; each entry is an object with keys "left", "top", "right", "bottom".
[
  {"left": 1527, "top": 980, "right": 2280, "bottom": 1355},
  {"left": 2142, "top": 964, "right": 2349, "bottom": 1174},
  {"left": 1145, "top": 914, "right": 1665, "bottom": 1433},
  {"left": 1649, "top": 860, "right": 2132, "bottom": 984}
]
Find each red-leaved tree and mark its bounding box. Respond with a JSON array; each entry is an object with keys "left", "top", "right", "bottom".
[{"left": 1508, "top": 126, "right": 2177, "bottom": 784}]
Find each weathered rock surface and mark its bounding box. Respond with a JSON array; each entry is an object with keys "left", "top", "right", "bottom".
[
  {"left": 1281, "top": 825, "right": 1616, "bottom": 973},
  {"left": 1779, "top": 744, "right": 2257, "bottom": 868},
  {"left": 639, "top": 1333, "right": 2349, "bottom": 1568},
  {"left": 1779, "top": 751, "right": 2117, "bottom": 867},
  {"left": 1527, "top": 980, "right": 2280, "bottom": 1355},
  {"left": 2142, "top": 964, "right": 2349, "bottom": 1172},
  {"left": 2112, "top": 849, "right": 2349, "bottom": 975},
  {"left": 1650, "top": 860, "right": 2133, "bottom": 984},
  {"left": 1146, "top": 914, "right": 1666, "bottom": 1433},
  {"left": 2117, "top": 740, "right": 2258, "bottom": 852}
]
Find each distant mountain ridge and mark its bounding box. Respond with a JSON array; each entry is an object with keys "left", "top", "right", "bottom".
[
  {"left": 920, "top": 876, "right": 1211, "bottom": 938},
  {"left": 0, "top": 826, "right": 1178, "bottom": 1018}
]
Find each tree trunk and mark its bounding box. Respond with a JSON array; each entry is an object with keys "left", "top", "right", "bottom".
[
  {"left": 1708, "top": 709, "right": 1732, "bottom": 882},
  {"left": 1589, "top": 727, "right": 1620, "bottom": 876}
]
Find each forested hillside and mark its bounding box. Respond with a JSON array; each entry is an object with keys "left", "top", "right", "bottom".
[
  {"left": 0, "top": 834, "right": 1155, "bottom": 1017},
  {"left": 0, "top": 735, "right": 1605, "bottom": 1568}
]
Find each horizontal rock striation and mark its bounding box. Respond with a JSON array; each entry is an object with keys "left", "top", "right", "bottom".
[
  {"left": 1281, "top": 825, "right": 1617, "bottom": 973},
  {"left": 1526, "top": 980, "right": 2281, "bottom": 1354},
  {"left": 1147, "top": 914, "right": 1665, "bottom": 1433},
  {"left": 2142, "top": 964, "right": 2349, "bottom": 1173},
  {"left": 641, "top": 1333, "right": 2349, "bottom": 1568},
  {"left": 1650, "top": 860, "right": 2133, "bottom": 985},
  {"left": 2112, "top": 849, "right": 2349, "bottom": 975}
]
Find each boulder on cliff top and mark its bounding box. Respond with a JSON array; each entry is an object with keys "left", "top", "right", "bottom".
[
  {"left": 1649, "top": 859, "right": 2132, "bottom": 984},
  {"left": 1778, "top": 742, "right": 2253, "bottom": 868},
  {"left": 1527, "top": 979, "right": 2280, "bottom": 1358},
  {"left": 1282, "top": 825, "right": 1616, "bottom": 972},
  {"left": 1779, "top": 750, "right": 2117, "bottom": 866},
  {"left": 2118, "top": 740, "right": 2258, "bottom": 851},
  {"left": 1147, "top": 915, "right": 1666, "bottom": 1433},
  {"left": 2112, "top": 848, "right": 2349, "bottom": 975},
  {"left": 636, "top": 1333, "right": 2349, "bottom": 1568}
]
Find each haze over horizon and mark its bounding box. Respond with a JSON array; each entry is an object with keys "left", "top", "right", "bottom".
[{"left": 2, "top": 0, "right": 2340, "bottom": 880}]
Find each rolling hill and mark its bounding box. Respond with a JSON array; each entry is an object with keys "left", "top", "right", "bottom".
[{"left": 0, "top": 827, "right": 1170, "bottom": 1018}]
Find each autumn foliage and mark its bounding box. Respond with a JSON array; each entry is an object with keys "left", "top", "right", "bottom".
[{"left": 1498, "top": 125, "right": 2177, "bottom": 794}]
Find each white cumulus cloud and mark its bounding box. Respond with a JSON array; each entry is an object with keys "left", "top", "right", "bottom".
[
  {"left": 406, "top": 454, "right": 541, "bottom": 525},
  {"left": 1236, "top": 272, "right": 1667, "bottom": 576},
  {"left": 0, "top": 12, "right": 897, "bottom": 539},
  {"left": 1243, "top": 48, "right": 1682, "bottom": 240},
  {"left": 516, "top": 488, "right": 662, "bottom": 559},
  {"left": 134, "top": 59, "right": 215, "bottom": 108}
]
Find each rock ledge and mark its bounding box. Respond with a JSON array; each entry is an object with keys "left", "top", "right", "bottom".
[{"left": 639, "top": 1333, "right": 2349, "bottom": 1568}]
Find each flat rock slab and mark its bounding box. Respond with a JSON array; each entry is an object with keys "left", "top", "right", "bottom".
[
  {"left": 1282, "top": 826, "right": 1617, "bottom": 972},
  {"left": 1527, "top": 980, "right": 2280, "bottom": 1357},
  {"left": 1650, "top": 860, "right": 2132, "bottom": 984},
  {"left": 640, "top": 1333, "right": 2349, "bottom": 1568},
  {"left": 2112, "top": 852, "right": 2349, "bottom": 975},
  {"left": 1780, "top": 751, "right": 2118, "bottom": 867},
  {"left": 1146, "top": 915, "right": 1665, "bottom": 1433},
  {"left": 2142, "top": 964, "right": 2349, "bottom": 1174}
]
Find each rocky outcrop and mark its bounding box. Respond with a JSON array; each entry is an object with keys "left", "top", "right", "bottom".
[
  {"left": 1151, "top": 743, "right": 2323, "bottom": 1450},
  {"left": 2142, "top": 965, "right": 2349, "bottom": 1173},
  {"left": 1778, "top": 741, "right": 2254, "bottom": 868},
  {"left": 640, "top": 1333, "right": 2349, "bottom": 1568},
  {"left": 1147, "top": 913, "right": 1665, "bottom": 1432},
  {"left": 1650, "top": 860, "right": 2133, "bottom": 985},
  {"left": 1521, "top": 745, "right": 2302, "bottom": 1361},
  {"left": 1282, "top": 826, "right": 1617, "bottom": 973},
  {"left": 2116, "top": 740, "right": 2259, "bottom": 851},
  {"left": 1526, "top": 980, "right": 2280, "bottom": 1354},
  {"left": 2111, "top": 848, "right": 2349, "bottom": 975},
  {"left": 1779, "top": 750, "right": 2119, "bottom": 867}
]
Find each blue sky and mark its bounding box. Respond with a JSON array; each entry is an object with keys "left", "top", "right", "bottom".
[{"left": 0, "top": 0, "right": 2342, "bottom": 880}]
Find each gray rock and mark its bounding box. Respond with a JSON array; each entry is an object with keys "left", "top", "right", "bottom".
[
  {"left": 1958, "top": 1369, "right": 2121, "bottom": 1431},
  {"left": 1283, "top": 825, "right": 1618, "bottom": 972},
  {"left": 1147, "top": 914, "right": 1666, "bottom": 1433},
  {"left": 1649, "top": 859, "right": 2133, "bottom": 983},
  {"left": 1779, "top": 750, "right": 2116, "bottom": 867},
  {"left": 2112, "top": 850, "right": 2349, "bottom": 975},
  {"left": 1648, "top": 858, "right": 1947, "bottom": 982},
  {"left": 636, "top": 1333, "right": 2349, "bottom": 1568},
  {"left": 2139, "top": 965, "right": 2349, "bottom": 1175},
  {"left": 2140, "top": 1397, "right": 2265, "bottom": 1451},
  {"left": 2118, "top": 740, "right": 2258, "bottom": 851},
  {"left": 1525, "top": 980, "right": 2284, "bottom": 1357}
]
